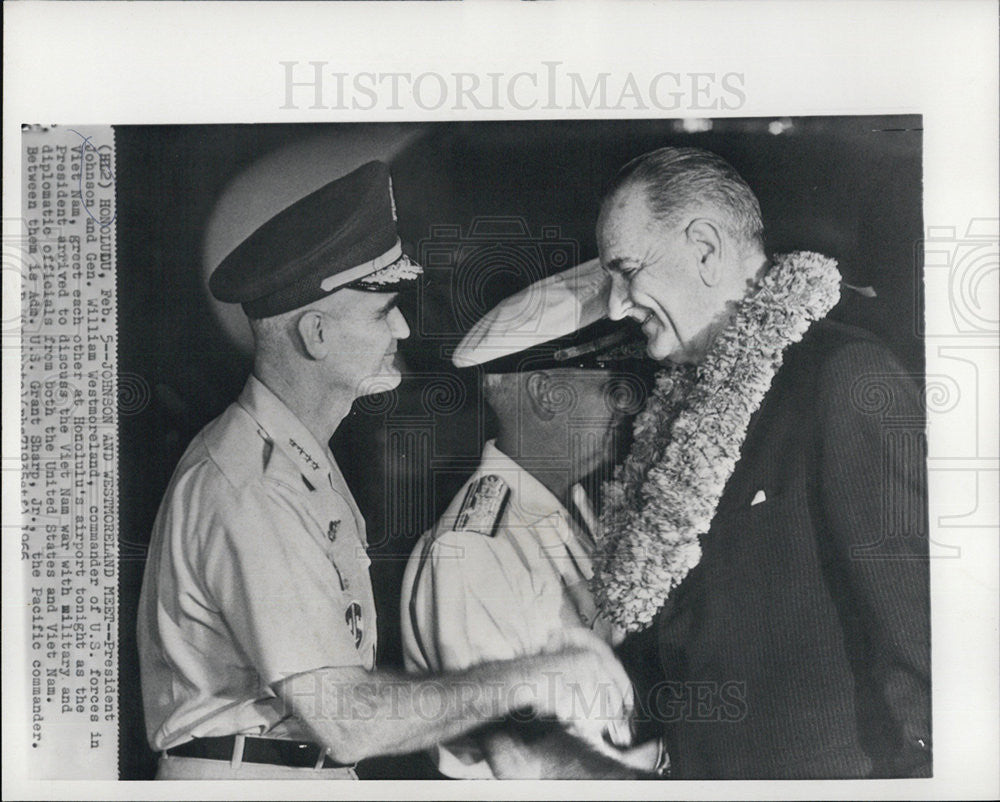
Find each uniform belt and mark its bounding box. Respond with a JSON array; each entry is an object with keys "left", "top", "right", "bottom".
[{"left": 165, "top": 735, "right": 352, "bottom": 769}]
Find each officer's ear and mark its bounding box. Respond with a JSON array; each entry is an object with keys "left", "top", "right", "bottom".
[
  {"left": 525, "top": 370, "right": 560, "bottom": 421},
  {"left": 297, "top": 310, "right": 330, "bottom": 360}
]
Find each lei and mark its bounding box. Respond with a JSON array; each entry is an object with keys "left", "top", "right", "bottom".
[{"left": 594, "top": 251, "right": 843, "bottom": 632}]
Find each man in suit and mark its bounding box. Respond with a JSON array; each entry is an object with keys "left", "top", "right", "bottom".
[
  {"left": 592, "top": 145, "right": 931, "bottom": 778},
  {"left": 510, "top": 146, "right": 931, "bottom": 778}
]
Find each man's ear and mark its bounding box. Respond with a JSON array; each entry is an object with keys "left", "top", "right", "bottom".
[
  {"left": 296, "top": 310, "right": 329, "bottom": 360},
  {"left": 525, "top": 371, "right": 558, "bottom": 421},
  {"left": 685, "top": 218, "right": 724, "bottom": 287}
]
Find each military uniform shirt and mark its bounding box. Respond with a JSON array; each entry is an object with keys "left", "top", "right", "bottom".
[
  {"left": 138, "top": 375, "right": 377, "bottom": 751},
  {"left": 401, "top": 440, "right": 619, "bottom": 778}
]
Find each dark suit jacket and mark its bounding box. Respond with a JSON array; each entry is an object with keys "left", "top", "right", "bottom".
[{"left": 632, "top": 320, "right": 930, "bottom": 779}]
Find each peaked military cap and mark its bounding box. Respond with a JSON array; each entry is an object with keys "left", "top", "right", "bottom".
[
  {"left": 452, "top": 257, "right": 610, "bottom": 368},
  {"left": 451, "top": 257, "right": 646, "bottom": 373},
  {"left": 209, "top": 160, "right": 422, "bottom": 318}
]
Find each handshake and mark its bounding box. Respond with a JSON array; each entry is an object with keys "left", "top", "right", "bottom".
[{"left": 474, "top": 627, "right": 665, "bottom": 780}]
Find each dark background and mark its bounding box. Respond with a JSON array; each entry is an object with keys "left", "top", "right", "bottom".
[{"left": 117, "top": 117, "right": 923, "bottom": 779}]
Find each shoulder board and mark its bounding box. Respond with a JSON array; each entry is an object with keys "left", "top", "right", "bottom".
[{"left": 453, "top": 475, "right": 510, "bottom": 537}]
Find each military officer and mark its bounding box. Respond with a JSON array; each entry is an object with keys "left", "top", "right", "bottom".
[
  {"left": 402, "top": 272, "right": 665, "bottom": 779},
  {"left": 137, "top": 160, "right": 634, "bottom": 780}
]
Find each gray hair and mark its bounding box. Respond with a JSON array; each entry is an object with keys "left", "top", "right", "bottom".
[
  {"left": 248, "top": 311, "right": 291, "bottom": 345},
  {"left": 247, "top": 309, "right": 304, "bottom": 364},
  {"left": 482, "top": 372, "right": 521, "bottom": 414},
  {"left": 605, "top": 146, "right": 765, "bottom": 254}
]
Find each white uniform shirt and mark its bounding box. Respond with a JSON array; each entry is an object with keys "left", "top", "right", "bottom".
[
  {"left": 137, "top": 375, "right": 377, "bottom": 751},
  {"left": 401, "top": 439, "right": 619, "bottom": 778}
]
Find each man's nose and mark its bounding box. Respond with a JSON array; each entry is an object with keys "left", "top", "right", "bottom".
[
  {"left": 607, "top": 274, "right": 633, "bottom": 321},
  {"left": 390, "top": 307, "right": 410, "bottom": 340}
]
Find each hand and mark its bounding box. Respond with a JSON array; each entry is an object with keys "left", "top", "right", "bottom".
[
  {"left": 593, "top": 737, "right": 663, "bottom": 772},
  {"left": 482, "top": 724, "right": 661, "bottom": 780},
  {"left": 534, "top": 628, "right": 634, "bottom": 744}
]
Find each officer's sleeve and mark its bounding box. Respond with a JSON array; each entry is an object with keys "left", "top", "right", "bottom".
[
  {"left": 199, "top": 479, "right": 363, "bottom": 686},
  {"left": 408, "top": 530, "right": 533, "bottom": 673},
  {"left": 816, "top": 340, "right": 931, "bottom": 776}
]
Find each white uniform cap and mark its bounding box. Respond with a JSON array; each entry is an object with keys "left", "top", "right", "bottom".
[{"left": 452, "top": 258, "right": 611, "bottom": 368}]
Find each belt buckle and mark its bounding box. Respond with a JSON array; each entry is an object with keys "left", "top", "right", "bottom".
[{"left": 269, "top": 737, "right": 325, "bottom": 769}]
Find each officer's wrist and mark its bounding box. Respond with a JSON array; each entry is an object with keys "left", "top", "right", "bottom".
[{"left": 507, "top": 657, "right": 543, "bottom": 715}]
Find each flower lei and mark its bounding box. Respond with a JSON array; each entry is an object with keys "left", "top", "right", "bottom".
[{"left": 594, "top": 251, "right": 843, "bottom": 632}]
